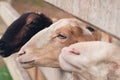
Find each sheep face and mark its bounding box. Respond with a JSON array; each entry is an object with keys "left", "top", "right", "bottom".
[
  {"left": 59, "top": 41, "right": 120, "bottom": 80},
  {"left": 0, "top": 12, "right": 52, "bottom": 57}
]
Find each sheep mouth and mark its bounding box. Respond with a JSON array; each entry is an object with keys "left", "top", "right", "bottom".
[
  {"left": 20, "top": 60, "right": 35, "bottom": 64},
  {"left": 62, "top": 56, "right": 81, "bottom": 70}
]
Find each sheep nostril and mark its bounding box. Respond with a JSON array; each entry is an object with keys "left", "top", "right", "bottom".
[
  {"left": 18, "top": 51, "right": 26, "bottom": 57},
  {"left": 70, "top": 51, "right": 80, "bottom": 55},
  {"left": 69, "top": 48, "right": 80, "bottom": 55}
]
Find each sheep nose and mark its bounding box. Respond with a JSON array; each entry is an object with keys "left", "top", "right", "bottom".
[
  {"left": 69, "top": 48, "right": 80, "bottom": 55},
  {"left": 62, "top": 47, "right": 80, "bottom": 55}
]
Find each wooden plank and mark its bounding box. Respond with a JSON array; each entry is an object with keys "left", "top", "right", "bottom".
[
  {"left": 0, "top": 17, "right": 7, "bottom": 35},
  {"left": 0, "top": 2, "right": 31, "bottom": 80},
  {"left": 0, "top": 1, "right": 19, "bottom": 25},
  {"left": 44, "top": 0, "right": 120, "bottom": 39}
]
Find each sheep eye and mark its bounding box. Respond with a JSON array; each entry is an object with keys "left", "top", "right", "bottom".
[
  {"left": 31, "top": 20, "right": 38, "bottom": 24},
  {"left": 57, "top": 34, "right": 67, "bottom": 39}
]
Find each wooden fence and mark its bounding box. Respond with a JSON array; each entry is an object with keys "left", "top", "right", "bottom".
[
  {"left": 44, "top": 0, "right": 120, "bottom": 40},
  {"left": 0, "top": 1, "right": 120, "bottom": 80},
  {"left": 0, "top": 2, "right": 33, "bottom": 80}
]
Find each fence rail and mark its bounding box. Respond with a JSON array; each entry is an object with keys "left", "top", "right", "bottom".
[{"left": 44, "top": 0, "right": 120, "bottom": 39}]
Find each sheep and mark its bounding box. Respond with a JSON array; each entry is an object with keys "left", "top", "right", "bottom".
[
  {"left": 59, "top": 41, "right": 120, "bottom": 80},
  {"left": 0, "top": 12, "right": 52, "bottom": 57}
]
